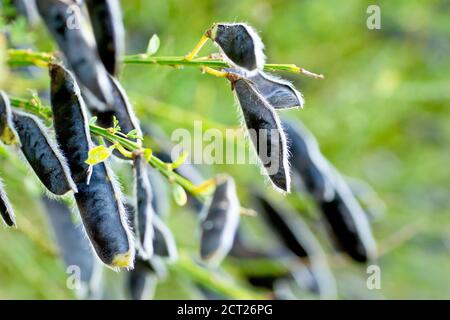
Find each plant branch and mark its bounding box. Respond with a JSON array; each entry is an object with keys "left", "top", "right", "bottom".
[
  {"left": 8, "top": 96, "right": 207, "bottom": 200},
  {"left": 7, "top": 49, "right": 324, "bottom": 79}
]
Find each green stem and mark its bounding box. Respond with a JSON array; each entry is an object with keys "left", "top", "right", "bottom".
[
  {"left": 7, "top": 49, "right": 324, "bottom": 78},
  {"left": 172, "top": 251, "right": 267, "bottom": 300},
  {"left": 8, "top": 96, "right": 205, "bottom": 199}
]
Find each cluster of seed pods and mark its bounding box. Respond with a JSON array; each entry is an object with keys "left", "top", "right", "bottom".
[{"left": 0, "top": 1, "right": 383, "bottom": 299}]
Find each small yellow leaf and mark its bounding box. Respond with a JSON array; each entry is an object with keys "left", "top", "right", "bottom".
[{"left": 85, "top": 145, "right": 113, "bottom": 165}]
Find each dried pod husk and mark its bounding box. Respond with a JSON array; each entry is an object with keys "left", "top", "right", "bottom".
[
  {"left": 0, "top": 91, "right": 20, "bottom": 146},
  {"left": 210, "top": 23, "right": 265, "bottom": 73},
  {"left": 199, "top": 176, "right": 240, "bottom": 266},
  {"left": 232, "top": 77, "right": 290, "bottom": 193},
  {"left": 50, "top": 62, "right": 134, "bottom": 268},
  {"left": 85, "top": 0, "right": 124, "bottom": 75},
  {"left": 253, "top": 194, "right": 336, "bottom": 298},
  {"left": 36, "top": 0, "right": 113, "bottom": 106},
  {"left": 319, "top": 169, "right": 377, "bottom": 263},
  {"left": 283, "top": 120, "right": 335, "bottom": 201},
  {"left": 134, "top": 154, "right": 155, "bottom": 257},
  {"left": 0, "top": 180, "right": 16, "bottom": 227},
  {"left": 152, "top": 214, "right": 178, "bottom": 262},
  {"left": 12, "top": 110, "right": 77, "bottom": 195},
  {"left": 41, "top": 196, "right": 101, "bottom": 299}
]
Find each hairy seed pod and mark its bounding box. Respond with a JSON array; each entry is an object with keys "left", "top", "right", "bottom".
[
  {"left": 210, "top": 23, "right": 265, "bottom": 73},
  {"left": 50, "top": 62, "right": 134, "bottom": 268},
  {"left": 152, "top": 214, "right": 178, "bottom": 262},
  {"left": 41, "top": 196, "right": 99, "bottom": 298},
  {"left": 320, "top": 168, "right": 377, "bottom": 263},
  {"left": 283, "top": 120, "right": 377, "bottom": 262},
  {"left": 248, "top": 72, "right": 304, "bottom": 109},
  {"left": 0, "top": 91, "right": 20, "bottom": 145},
  {"left": 134, "top": 155, "right": 155, "bottom": 257},
  {"left": 233, "top": 77, "right": 290, "bottom": 193},
  {"left": 0, "top": 180, "right": 16, "bottom": 227},
  {"left": 50, "top": 63, "right": 91, "bottom": 183},
  {"left": 74, "top": 161, "right": 135, "bottom": 268},
  {"left": 85, "top": 0, "right": 124, "bottom": 75},
  {"left": 283, "top": 120, "right": 335, "bottom": 201},
  {"left": 36, "top": 0, "right": 113, "bottom": 106},
  {"left": 200, "top": 177, "right": 240, "bottom": 266},
  {"left": 253, "top": 194, "right": 336, "bottom": 298},
  {"left": 227, "top": 69, "right": 304, "bottom": 109},
  {"left": 12, "top": 110, "right": 77, "bottom": 195}
]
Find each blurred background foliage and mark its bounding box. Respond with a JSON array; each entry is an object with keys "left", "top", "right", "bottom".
[{"left": 0, "top": 0, "right": 449, "bottom": 299}]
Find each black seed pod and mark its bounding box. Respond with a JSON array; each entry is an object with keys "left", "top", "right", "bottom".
[
  {"left": 41, "top": 196, "right": 98, "bottom": 298},
  {"left": 0, "top": 180, "right": 16, "bottom": 227},
  {"left": 226, "top": 69, "right": 304, "bottom": 109},
  {"left": 74, "top": 163, "right": 134, "bottom": 268},
  {"left": 36, "top": 0, "right": 113, "bottom": 106},
  {"left": 283, "top": 120, "right": 377, "bottom": 262},
  {"left": 200, "top": 177, "right": 240, "bottom": 266},
  {"left": 233, "top": 77, "right": 290, "bottom": 193},
  {"left": 85, "top": 0, "right": 124, "bottom": 75},
  {"left": 134, "top": 155, "right": 155, "bottom": 257},
  {"left": 319, "top": 169, "right": 377, "bottom": 263},
  {"left": 248, "top": 72, "right": 304, "bottom": 109},
  {"left": 50, "top": 63, "right": 91, "bottom": 183},
  {"left": 0, "top": 91, "right": 20, "bottom": 146},
  {"left": 211, "top": 23, "right": 265, "bottom": 73},
  {"left": 283, "top": 120, "right": 334, "bottom": 201},
  {"left": 253, "top": 194, "right": 336, "bottom": 297},
  {"left": 12, "top": 110, "right": 77, "bottom": 195},
  {"left": 50, "top": 62, "right": 134, "bottom": 268}
]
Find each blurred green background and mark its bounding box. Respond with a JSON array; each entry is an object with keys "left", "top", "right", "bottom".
[{"left": 0, "top": 0, "right": 449, "bottom": 299}]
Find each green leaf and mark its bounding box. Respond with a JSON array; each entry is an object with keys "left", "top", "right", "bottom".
[
  {"left": 146, "top": 34, "right": 160, "bottom": 56},
  {"left": 85, "top": 145, "right": 113, "bottom": 165},
  {"left": 172, "top": 184, "right": 187, "bottom": 206}
]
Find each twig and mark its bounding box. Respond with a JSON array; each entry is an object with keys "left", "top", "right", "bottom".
[{"left": 7, "top": 49, "right": 324, "bottom": 79}]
